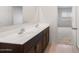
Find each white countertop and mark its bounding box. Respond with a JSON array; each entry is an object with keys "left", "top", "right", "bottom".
[{"left": 0, "top": 23, "right": 49, "bottom": 45}]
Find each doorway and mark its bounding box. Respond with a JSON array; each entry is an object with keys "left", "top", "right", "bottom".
[{"left": 57, "top": 6, "right": 77, "bottom": 47}]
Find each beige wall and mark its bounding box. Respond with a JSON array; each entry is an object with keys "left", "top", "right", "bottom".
[
  {"left": 23, "top": 6, "right": 36, "bottom": 23},
  {"left": 40, "top": 6, "right": 58, "bottom": 43}
]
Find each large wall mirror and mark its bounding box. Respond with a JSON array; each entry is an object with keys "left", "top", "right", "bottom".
[{"left": 0, "top": 6, "right": 36, "bottom": 32}]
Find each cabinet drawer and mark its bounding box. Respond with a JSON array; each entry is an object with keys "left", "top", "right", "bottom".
[{"left": 0, "top": 43, "right": 23, "bottom": 53}]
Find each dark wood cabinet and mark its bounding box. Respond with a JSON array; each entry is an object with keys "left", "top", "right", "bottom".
[{"left": 0, "top": 27, "right": 49, "bottom": 53}]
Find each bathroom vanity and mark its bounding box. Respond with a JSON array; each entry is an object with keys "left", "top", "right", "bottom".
[{"left": 0, "top": 23, "right": 49, "bottom": 53}]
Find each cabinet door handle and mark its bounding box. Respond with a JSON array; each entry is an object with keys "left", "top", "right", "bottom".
[
  {"left": 0, "top": 49, "right": 13, "bottom": 51},
  {"left": 72, "top": 28, "right": 78, "bottom": 30}
]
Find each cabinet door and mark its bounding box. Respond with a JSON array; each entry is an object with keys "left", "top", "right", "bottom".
[
  {"left": 35, "top": 39, "right": 43, "bottom": 53},
  {"left": 23, "top": 41, "right": 35, "bottom": 53},
  {"left": 46, "top": 27, "right": 49, "bottom": 45},
  {"left": 0, "top": 43, "right": 23, "bottom": 53},
  {"left": 42, "top": 27, "right": 49, "bottom": 50},
  {"left": 35, "top": 27, "right": 49, "bottom": 53},
  {"left": 35, "top": 32, "right": 43, "bottom": 53}
]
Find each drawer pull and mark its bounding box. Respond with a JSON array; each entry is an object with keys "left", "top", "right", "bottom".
[{"left": 0, "top": 49, "right": 13, "bottom": 51}]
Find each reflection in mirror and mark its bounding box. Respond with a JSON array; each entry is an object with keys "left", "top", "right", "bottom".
[
  {"left": 12, "top": 6, "right": 23, "bottom": 25},
  {"left": 0, "top": 6, "right": 24, "bottom": 33},
  {"left": 0, "top": 6, "right": 12, "bottom": 27},
  {"left": 0, "top": 6, "right": 38, "bottom": 33}
]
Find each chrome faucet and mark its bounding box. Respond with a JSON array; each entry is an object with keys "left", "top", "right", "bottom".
[{"left": 35, "top": 24, "right": 39, "bottom": 28}]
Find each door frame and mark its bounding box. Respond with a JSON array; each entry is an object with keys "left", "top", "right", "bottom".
[{"left": 72, "top": 6, "right": 77, "bottom": 47}]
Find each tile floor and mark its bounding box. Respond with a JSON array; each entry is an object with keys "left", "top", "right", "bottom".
[{"left": 45, "top": 43, "right": 79, "bottom": 53}]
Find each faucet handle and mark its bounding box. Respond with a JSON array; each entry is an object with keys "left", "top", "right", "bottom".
[
  {"left": 35, "top": 24, "right": 39, "bottom": 28},
  {"left": 18, "top": 28, "right": 25, "bottom": 34}
]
